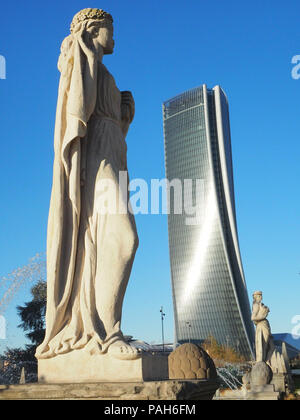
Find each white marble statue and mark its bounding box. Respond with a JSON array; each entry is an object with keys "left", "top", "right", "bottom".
[
  {"left": 251, "top": 291, "right": 274, "bottom": 363},
  {"left": 251, "top": 291, "right": 287, "bottom": 374},
  {"left": 36, "top": 8, "right": 139, "bottom": 361}
]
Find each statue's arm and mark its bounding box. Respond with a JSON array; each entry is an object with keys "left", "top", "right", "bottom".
[
  {"left": 120, "top": 91, "right": 135, "bottom": 137},
  {"left": 251, "top": 303, "right": 269, "bottom": 321},
  {"left": 251, "top": 303, "right": 262, "bottom": 322}
]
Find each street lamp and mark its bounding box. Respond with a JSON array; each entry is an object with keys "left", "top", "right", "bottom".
[
  {"left": 186, "top": 321, "right": 191, "bottom": 343},
  {"left": 160, "top": 306, "right": 165, "bottom": 352}
]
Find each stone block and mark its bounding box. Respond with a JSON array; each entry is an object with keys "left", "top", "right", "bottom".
[
  {"left": 38, "top": 350, "right": 169, "bottom": 383},
  {"left": 0, "top": 380, "right": 219, "bottom": 400}
]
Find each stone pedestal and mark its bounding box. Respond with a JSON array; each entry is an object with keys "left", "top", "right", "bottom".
[
  {"left": 38, "top": 350, "right": 169, "bottom": 383},
  {"left": 0, "top": 380, "right": 219, "bottom": 400},
  {"left": 246, "top": 384, "right": 281, "bottom": 400},
  {"left": 214, "top": 384, "right": 281, "bottom": 400}
]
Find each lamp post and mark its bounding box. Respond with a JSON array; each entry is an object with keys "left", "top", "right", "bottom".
[
  {"left": 160, "top": 306, "right": 165, "bottom": 352},
  {"left": 186, "top": 321, "right": 191, "bottom": 343}
]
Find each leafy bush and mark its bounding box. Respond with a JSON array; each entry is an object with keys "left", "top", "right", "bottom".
[{"left": 202, "top": 334, "right": 247, "bottom": 365}]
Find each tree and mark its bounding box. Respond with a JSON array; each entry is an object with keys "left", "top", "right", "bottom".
[
  {"left": 0, "top": 281, "right": 46, "bottom": 383},
  {"left": 16, "top": 280, "right": 46, "bottom": 359}
]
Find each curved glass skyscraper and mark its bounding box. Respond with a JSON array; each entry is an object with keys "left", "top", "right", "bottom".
[{"left": 163, "top": 85, "right": 254, "bottom": 359}]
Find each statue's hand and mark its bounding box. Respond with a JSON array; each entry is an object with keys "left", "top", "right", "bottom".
[
  {"left": 261, "top": 305, "right": 269, "bottom": 318},
  {"left": 121, "top": 91, "right": 135, "bottom": 124}
]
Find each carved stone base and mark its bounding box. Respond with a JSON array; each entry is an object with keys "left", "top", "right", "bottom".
[
  {"left": 38, "top": 350, "right": 169, "bottom": 383},
  {"left": 0, "top": 380, "right": 219, "bottom": 400}
]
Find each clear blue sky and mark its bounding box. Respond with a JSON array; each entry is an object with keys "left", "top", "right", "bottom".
[{"left": 0, "top": 0, "right": 299, "bottom": 353}]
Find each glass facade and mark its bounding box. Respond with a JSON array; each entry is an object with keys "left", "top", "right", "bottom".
[{"left": 163, "top": 85, "right": 255, "bottom": 359}]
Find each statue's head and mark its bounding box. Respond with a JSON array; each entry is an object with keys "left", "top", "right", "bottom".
[
  {"left": 253, "top": 291, "right": 263, "bottom": 303},
  {"left": 70, "top": 8, "right": 114, "bottom": 55}
]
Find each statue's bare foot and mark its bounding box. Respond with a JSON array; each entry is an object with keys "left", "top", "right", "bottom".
[{"left": 108, "top": 339, "right": 141, "bottom": 360}]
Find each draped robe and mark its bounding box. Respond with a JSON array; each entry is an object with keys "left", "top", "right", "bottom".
[
  {"left": 36, "top": 27, "right": 138, "bottom": 359},
  {"left": 252, "top": 302, "right": 275, "bottom": 363}
]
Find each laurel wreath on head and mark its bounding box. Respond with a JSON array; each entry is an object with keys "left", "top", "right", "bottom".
[{"left": 70, "top": 8, "right": 113, "bottom": 33}]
